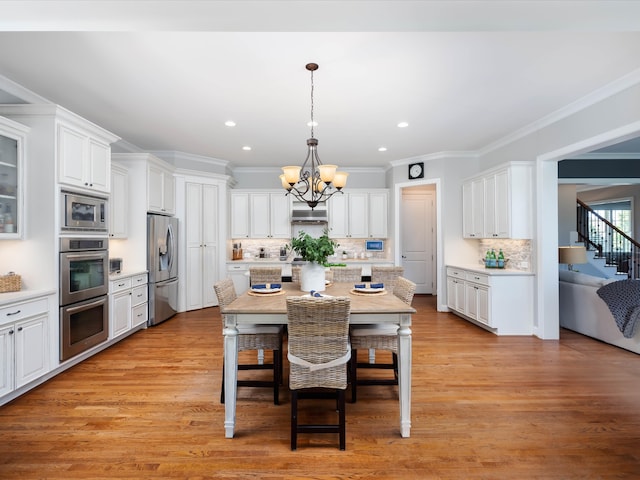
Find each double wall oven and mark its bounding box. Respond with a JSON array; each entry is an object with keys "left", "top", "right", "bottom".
[{"left": 59, "top": 237, "right": 109, "bottom": 361}]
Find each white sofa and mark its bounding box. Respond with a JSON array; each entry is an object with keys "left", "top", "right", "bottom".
[{"left": 559, "top": 270, "right": 640, "bottom": 355}]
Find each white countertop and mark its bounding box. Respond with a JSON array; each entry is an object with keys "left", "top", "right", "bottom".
[
  {"left": 109, "top": 269, "right": 148, "bottom": 281},
  {"left": 447, "top": 264, "right": 534, "bottom": 276},
  {"left": 0, "top": 288, "right": 57, "bottom": 307},
  {"left": 227, "top": 257, "right": 393, "bottom": 265}
]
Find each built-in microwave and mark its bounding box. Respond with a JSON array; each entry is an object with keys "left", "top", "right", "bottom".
[{"left": 61, "top": 191, "right": 108, "bottom": 232}]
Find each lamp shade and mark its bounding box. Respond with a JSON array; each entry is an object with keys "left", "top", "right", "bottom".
[{"left": 558, "top": 246, "right": 587, "bottom": 265}]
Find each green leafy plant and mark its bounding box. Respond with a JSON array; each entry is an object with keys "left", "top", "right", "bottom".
[{"left": 289, "top": 229, "right": 337, "bottom": 266}]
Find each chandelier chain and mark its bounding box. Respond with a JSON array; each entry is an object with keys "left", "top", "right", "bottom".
[
  {"left": 279, "top": 62, "right": 347, "bottom": 209},
  {"left": 310, "top": 68, "right": 315, "bottom": 138}
]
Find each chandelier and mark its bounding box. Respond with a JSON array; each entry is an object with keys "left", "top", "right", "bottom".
[{"left": 280, "top": 63, "right": 348, "bottom": 209}]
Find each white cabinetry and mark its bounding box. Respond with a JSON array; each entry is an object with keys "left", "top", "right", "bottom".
[
  {"left": 329, "top": 189, "right": 388, "bottom": 238},
  {"left": 230, "top": 192, "right": 250, "bottom": 238},
  {"left": 230, "top": 191, "right": 291, "bottom": 239},
  {"left": 109, "top": 164, "right": 128, "bottom": 239},
  {"left": 446, "top": 268, "right": 466, "bottom": 313},
  {"left": 462, "top": 162, "right": 532, "bottom": 239},
  {"left": 185, "top": 182, "right": 219, "bottom": 310},
  {"left": 148, "top": 160, "right": 175, "bottom": 215},
  {"left": 58, "top": 122, "right": 112, "bottom": 194},
  {"left": 368, "top": 191, "right": 388, "bottom": 238},
  {"left": 446, "top": 266, "right": 533, "bottom": 335},
  {"left": 109, "top": 273, "right": 148, "bottom": 339},
  {"left": 0, "top": 296, "right": 49, "bottom": 397},
  {"left": 226, "top": 263, "right": 250, "bottom": 296},
  {"left": 464, "top": 272, "right": 490, "bottom": 326},
  {"left": 0, "top": 116, "right": 27, "bottom": 239}
]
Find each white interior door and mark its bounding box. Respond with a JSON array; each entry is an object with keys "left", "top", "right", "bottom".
[{"left": 401, "top": 188, "right": 435, "bottom": 294}]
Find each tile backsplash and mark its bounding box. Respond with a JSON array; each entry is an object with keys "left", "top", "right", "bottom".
[
  {"left": 478, "top": 239, "right": 532, "bottom": 271},
  {"left": 230, "top": 237, "right": 391, "bottom": 260}
]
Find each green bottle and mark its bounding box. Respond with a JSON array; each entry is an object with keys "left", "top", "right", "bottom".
[{"left": 497, "top": 249, "right": 505, "bottom": 268}]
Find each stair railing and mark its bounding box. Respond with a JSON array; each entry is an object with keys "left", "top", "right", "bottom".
[{"left": 576, "top": 199, "right": 640, "bottom": 279}]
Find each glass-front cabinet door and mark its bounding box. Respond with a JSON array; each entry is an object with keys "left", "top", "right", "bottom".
[{"left": 0, "top": 116, "right": 27, "bottom": 239}]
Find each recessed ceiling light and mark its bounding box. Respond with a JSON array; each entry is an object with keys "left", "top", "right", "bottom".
[
  {"left": 225, "top": 121, "right": 236, "bottom": 127},
  {"left": 378, "top": 147, "right": 387, "bottom": 152},
  {"left": 242, "top": 146, "right": 251, "bottom": 151},
  {"left": 397, "top": 122, "right": 409, "bottom": 128}
]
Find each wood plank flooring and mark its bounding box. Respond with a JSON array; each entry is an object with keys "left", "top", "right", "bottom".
[{"left": 1, "top": 295, "right": 639, "bottom": 479}]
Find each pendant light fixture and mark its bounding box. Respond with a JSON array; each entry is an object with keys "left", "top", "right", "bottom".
[{"left": 280, "top": 63, "right": 348, "bottom": 209}]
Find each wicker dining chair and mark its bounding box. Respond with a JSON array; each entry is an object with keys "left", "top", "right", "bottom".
[
  {"left": 249, "top": 266, "right": 282, "bottom": 286},
  {"left": 371, "top": 266, "right": 404, "bottom": 292},
  {"left": 214, "top": 278, "right": 284, "bottom": 405},
  {"left": 291, "top": 266, "right": 302, "bottom": 284},
  {"left": 329, "top": 266, "right": 362, "bottom": 283},
  {"left": 286, "top": 296, "right": 351, "bottom": 451},
  {"left": 349, "top": 276, "right": 416, "bottom": 403}
]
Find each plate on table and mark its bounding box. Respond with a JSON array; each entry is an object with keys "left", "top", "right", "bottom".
[
  {"left": 302, "top": 293, "right": 333, "bottom": 298},
  {"left": 250, "top": 287, "right": 282, "bottom": 294},
  {"left": 353, "top": 287, "right": 385, "bottom": 294}
]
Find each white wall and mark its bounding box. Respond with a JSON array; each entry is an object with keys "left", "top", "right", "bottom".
[
  {"left": 478, "top": 77, "right": 640, "bottom": 339},
  {"left": 558, "top": 184, "right": 577, "bottom": 246}
]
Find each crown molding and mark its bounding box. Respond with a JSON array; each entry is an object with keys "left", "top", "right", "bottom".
[
  {"left": 389, "top": 150, "right": 478, "bottom": 167},
  {"left": 480, "top": 67, "right": 640, "bottom": 157}
]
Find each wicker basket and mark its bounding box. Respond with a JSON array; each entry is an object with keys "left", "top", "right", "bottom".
[{"left": 0, "top": 273, "right": 21, "bottom": 293}]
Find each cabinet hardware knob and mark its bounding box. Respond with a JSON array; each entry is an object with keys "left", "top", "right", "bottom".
[
  {"left": 8, "top": 330, "right": 14, "bottom": 335},
  {"left": 17, "top": 326, "right": 22, "bottom": 331},
  {"left": 6, "top": 310, "right": 21, "bottom": 316}
]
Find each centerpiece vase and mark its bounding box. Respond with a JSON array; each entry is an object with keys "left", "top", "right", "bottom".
[{"left": 300, "top": 261, "right": 326, "bottom": 292}]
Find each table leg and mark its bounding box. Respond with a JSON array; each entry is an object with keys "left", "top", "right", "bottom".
[
  {"left": 397, "top": 313, "right": 412, "bottom": 438},
  {"left": 223, "top": 314, "right": 239, "bottom": 438}
]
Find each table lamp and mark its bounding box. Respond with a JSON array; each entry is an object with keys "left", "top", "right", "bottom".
[{"left": 558, "top": 246, "right": 587, "bottom": 271}]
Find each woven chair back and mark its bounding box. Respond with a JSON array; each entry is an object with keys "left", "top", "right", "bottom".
[
  {"left": 291, "top": 266, "right": 302, "bottom": 283},
  {"left": 329, "top": 266, "right": 362, "bottom": 283},
  {"left": 213, "top": 277, "right": 238, "bottom": 330},
  {"left": 286, "top": 296, "right": 351, "bottom": 390},
  {"left": 393, "top": 276, "right": 416, "bottom": 305},
  {"left": 249, "top": 266, "right": 282, "bottom": 286},
  {"left": 371, "top": 266, "right": 404, "bottom": 291}
]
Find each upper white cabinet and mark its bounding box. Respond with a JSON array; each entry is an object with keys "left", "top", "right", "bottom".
[
  {"left": 185, "top": 182, "right": 219, "bottom": 310},
  {"left": 368, "top": 191, "right": 388, "bottom": 238},
  {"left": 111, "top": 153, "right": 175, "bottom": 216},
  {"left": 329, "top": 190, "right": 388, "bottom": 238},
  {"left": 147, "top": 160, "right": 175, "bottom": 215},
  {"left": 0, "top": 116, "right": 27, "bottom": 240},
  {"left": 58, "top": 122, "right": 113, "bottom": 194},
  {"left": 462, "top": 162, "right": 533, "bottom": 239},
  {"left": 109, "top": 164, "right": 128, "bottom": 239},
  {"left": 230, "top": 190, "right": 291, "bottom": 239}
]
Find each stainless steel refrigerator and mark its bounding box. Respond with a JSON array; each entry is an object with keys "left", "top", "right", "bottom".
[{"left": 147, "top": 214, "right": 179, "bottom": 326}]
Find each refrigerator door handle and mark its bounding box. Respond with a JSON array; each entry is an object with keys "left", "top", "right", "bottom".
[{"left": 167, "top": 222, "right": 176, "bottom": 274}]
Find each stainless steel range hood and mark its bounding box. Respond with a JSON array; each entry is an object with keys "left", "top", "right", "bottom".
[{"left": 291, "top": 201, "right": 328, "bottom": 224}]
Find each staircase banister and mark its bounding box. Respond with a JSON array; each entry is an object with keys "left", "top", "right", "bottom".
[{"left": 576, "top": 198, "right": 640, "bottom": 250}]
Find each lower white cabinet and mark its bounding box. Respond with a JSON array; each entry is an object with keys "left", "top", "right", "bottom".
[
  {"left": 0, "top": 296, "right": 49, "bottom": 397},
  {"left": 109, "top": 272, "right": 148, "bottom": 339},
  {"left": 446, "top": 266, "right": 533, "bottom": 335},
  {"left": 226, "top": 263, "right": 250, "bottom": 296}
]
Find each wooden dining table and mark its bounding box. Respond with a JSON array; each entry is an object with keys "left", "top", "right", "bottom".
[{"left": 221, "top": 282, "right": 416, "bottom": 439}]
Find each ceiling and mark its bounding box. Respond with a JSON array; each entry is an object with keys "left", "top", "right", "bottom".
[{"left": 1, "top": 1, "right": 640, "bottom": 171}]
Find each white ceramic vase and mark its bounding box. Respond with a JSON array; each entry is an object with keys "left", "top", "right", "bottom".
[{"left": 300, "top": 261, "right": 326, "bottom": 292}]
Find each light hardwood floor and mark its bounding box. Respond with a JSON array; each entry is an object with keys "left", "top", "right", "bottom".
[{"left": 1, "top": 295, "right": 639, "bottom": 479}]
